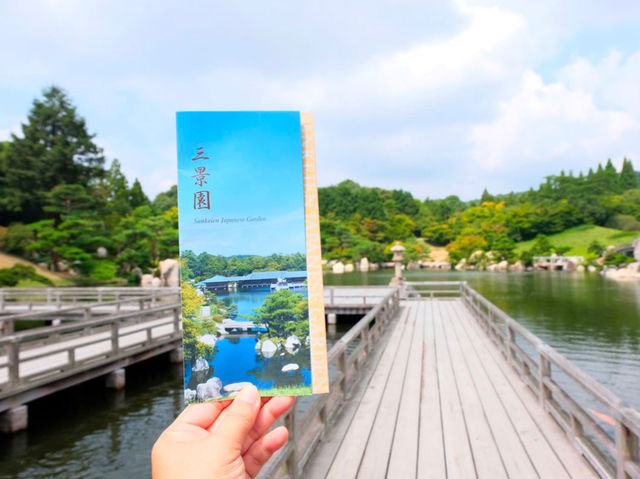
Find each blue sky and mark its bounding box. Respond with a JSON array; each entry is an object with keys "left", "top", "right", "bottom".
[
  {"left": 176, "top": 111, "right": 306, "bottom": 256},
  {"left": 1, "top": 0, "right": 640, "bottom": 200}
]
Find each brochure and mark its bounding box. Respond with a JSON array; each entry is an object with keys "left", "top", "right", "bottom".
[{"left": 176, "top": 111, "right": 328, "bottom": 402}]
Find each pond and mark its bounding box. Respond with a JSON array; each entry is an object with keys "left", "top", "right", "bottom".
[
  {"left": 184, "top": 289, "right": 312, "bottom": 395},
  {"left": 1, "top": 270, "right": 639, "bottom": 478}
]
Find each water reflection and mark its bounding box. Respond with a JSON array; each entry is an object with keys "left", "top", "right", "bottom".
[{"left": 326, "top": 269, "right": 640, "bottom": 410}]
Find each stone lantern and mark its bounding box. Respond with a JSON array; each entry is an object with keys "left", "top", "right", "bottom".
[{"left": 390, "top": 241, "right": 405, "bottom": 285}]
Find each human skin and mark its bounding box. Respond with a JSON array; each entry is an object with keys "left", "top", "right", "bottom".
[{"left": 152, "top": 385, "right": 294, "bottom": 479}]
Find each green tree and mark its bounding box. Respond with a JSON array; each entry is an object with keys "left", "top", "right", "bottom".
[
  {"left": 251, "top": 289, "right": 308, "bottom": 340},
  {"left": 0, "top": 86, "right": 105, "bottom": 224},
  {"left": 128, "top": 179, "right": 150, "bottom": 208},
  {"left": 620, "top": 158, "right": 638, "bottom": 190},
  {"left": 152, "top": 185, "right": 177, "bottom": 212},
  {"left": 43, "top": 184, "right": 95, "bottom": 217}
]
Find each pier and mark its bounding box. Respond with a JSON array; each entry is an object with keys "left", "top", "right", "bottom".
[
  {"left": 2, "top": 284, "right": 640, "bottom": 478},
  {"left": 259, "top": 282, "right": 640, "bottom": 479}
]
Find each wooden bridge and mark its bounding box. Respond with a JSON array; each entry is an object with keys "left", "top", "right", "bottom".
[
  {"left": 2, "top": 284, "right": 640, "bottom": 478},
  {"left": 259, "top": 282, "right": 640, "bottom": 479},
  {"left": 0, "top": 286, "right": 387, "bottom": 433}
]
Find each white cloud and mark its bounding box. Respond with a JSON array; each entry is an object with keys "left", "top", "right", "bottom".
[
  {"left": 2, "top": 0, "right": 640, "bottom": 199},
  {"left": 469, "top": 67, "right": 639, "bottom": 180},
  {"left": 0, "top": 123, "right": 22, "bottom": 142}
]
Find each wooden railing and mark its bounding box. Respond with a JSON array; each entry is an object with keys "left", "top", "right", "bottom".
[
  {"left": 407, "top": 280, "right": 464, "bottom": 298},
  {"left": 323, "top": 286, "right": 394, "bottom": 307},
  {"left": 459, "top": 282, "right": 640, "bottom": 479},
  {"left": 0, "top": 286, "right": 179, "bottom": 310},
  {"left": 0, "top": 289, "right": 179, "bottom": 335},
  {"left": 0, "top": 303, "right": 181, "bottom": 399},
  {"left": 257, "top": 287, "right": 401, "bottom": 479}
]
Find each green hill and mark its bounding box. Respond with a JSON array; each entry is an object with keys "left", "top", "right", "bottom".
[{"left": 514, "top": 225, "right": 639, "bottom": 257}]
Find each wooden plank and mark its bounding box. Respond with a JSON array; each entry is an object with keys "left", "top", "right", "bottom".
[
  {"left": 433, "top": 300, "right": 478, "bottom": 479},
  {"left": 438, "top": 300, "right": 509, "bottom": 479},
  {"left": 417, "top": 299, "right": 447, "bottom": 479},
  {"left": 356, "top": 303, "right": 417, "bottom": 478},
  {"left": 324, "top": 305, "right": 412, "bottom": 479},
  {"left": 304, "top": 306, "right": 408, "bottom": 479},
  {"left": 386, "top": 301, "right": 425, "bottom": 478},
  {"left": 443, "top": 300, "right": 538, "bottom": 478},
  {"left": 453, "top": 300, "right": 598, "bottom": 479}
]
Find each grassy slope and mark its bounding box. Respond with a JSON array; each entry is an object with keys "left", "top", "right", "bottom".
[
  {"left": 426, "top": 243, "right": 450, "bottom": 262},
  {"left": 0, "top": 251, "right": 74, "bottom": 286},
  {"left": 514, "top": 225, "right": 640, "bottom": 256}
]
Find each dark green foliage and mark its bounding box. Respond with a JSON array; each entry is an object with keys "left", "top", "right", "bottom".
[
  {"left": 128, "top": 179, "right": 150, "bottom": 208},
  {"left": 251, "top": 289, "right": 309, "bottom": 340},
  {"left": 180, "top": 252, "right": 307, "bottom": 282},
  {"left": 0, "top": 264, "right": 53, "bottom": 286},
  {"left": 606, "top": 214, "right": 640, "bottom": 231},
  {"left": 620, "top": 158, "right": 638, "bottom": 189},
  {"left": 0, "top": 223, "right": 33, "bottom": 254},
  {"left": 604, "top": 252, "right": 634, "bottom": 267},
  {"left": 0, "top": 86, "right": 105, "bottom": 223},
  {"left": 152, "top": 185, "right": 177, "bottom": 212},
  {"left": 318, "top": 159, "right": 640, "bottom": 264},
  {"left": 587, "top": 240, "right": 604, "bottom": 256},
  {"left": 0, "top": 87, "right": 178, "bottom": 282}
]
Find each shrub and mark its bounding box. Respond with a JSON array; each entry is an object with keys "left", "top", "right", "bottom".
[
  {"left": 89, "top": 260, "right": 118, "bottom": 281},
  {"left": 606, "top": 214, "right": 640, "bottom": 231}
]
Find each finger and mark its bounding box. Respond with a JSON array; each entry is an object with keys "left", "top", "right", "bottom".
[
  {"left": 173, "top": 401, "right": 231, "bottom": 429},
  {"left": 207, "top": 395, "right": 273, "bottom": 434},
  {"left": 208, "top": 385, "right": 260, "bottom": 452},
  {"left": 241, "top": 396, "right": 295, "bottom": 454},
  {"left": 243, "top": 426, "right": 289, "bottom": 478}
]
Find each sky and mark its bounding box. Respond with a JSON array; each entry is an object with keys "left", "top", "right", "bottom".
[
  {"left": 176, "top": 111, "right": 306, "bottom": 256},
  {"left": 1, "top": 0, "right": 640, "bottom": 200}
]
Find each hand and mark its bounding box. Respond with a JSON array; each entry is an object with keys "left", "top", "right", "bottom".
[{"left": 152, "top": 385, "right": 294, "bottom": 479}]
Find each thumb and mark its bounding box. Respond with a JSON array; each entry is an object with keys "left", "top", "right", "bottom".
[{"left": 210, "top": 385, "right": 261, "bottom": 452}]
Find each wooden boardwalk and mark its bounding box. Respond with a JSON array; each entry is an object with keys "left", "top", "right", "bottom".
[{"left": 304, "top": 298, "right": 597, "bottom": 479}]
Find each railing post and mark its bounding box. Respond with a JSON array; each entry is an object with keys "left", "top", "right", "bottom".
[
  {"left": 173, "top": 307, "right": 181, "bottom": 336},
  {"left": 2, "top": 319, "right": 14, "bottom": 335},
  {"left": 338, "top": 350, "right": 348, "bottom": 393},
  {"left": 538, "top": 348, "right": 551, "bottom": 409},
  {"left": 506, "top": 322, "right": 515, "bottom": 365},
  {"left": 7, "top": 339, "right": 20, "bottom": 385},
  {"left": 615, "top": 409, "right": 638, "bottom": 479},
  {"left": 67, "top": 348, "right": 76, "bottom": 370},
  {"left": 111, "top": 319, "right": 119, "bottom": 354},
  {"left": 285, "top": 409, "right": 298, "bottom": 479},
  {"left": 330, "top": 287, "right": 334, "bottom": 306}
]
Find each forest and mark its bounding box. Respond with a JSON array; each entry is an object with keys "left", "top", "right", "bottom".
[
  {"left": 0, "top": 87, "right": 178, "bottom": 284},
  {"left": 1, "top": 86, "right": 639, "bottom": 285},
  {"left": 319, "top": 160, "right": 639, "bottom": 264}
]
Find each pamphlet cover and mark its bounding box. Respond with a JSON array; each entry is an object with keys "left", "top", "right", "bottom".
[{"left": 177, "top": 111, "right": 328, "bottom": 402}]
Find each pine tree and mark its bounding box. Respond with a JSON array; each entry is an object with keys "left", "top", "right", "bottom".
[
  {"left": 603, "top": 158, "right": 620, "bottom": 192},
  {"left": 0, "top": 86, "right": 105, "bottom": 223},
  {"left": 620, "top": 158, "right": 638, "bottom": 190},
  {"left": 480, "top": 188, "right": 494, "bottom": 203},
  {"left": 129, "top": 179, "right": 150, "bottom": 208}
]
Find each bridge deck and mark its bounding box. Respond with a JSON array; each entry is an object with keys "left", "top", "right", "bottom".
[{"left": 305, "top": 298, "right": 597, "bottom": 479}]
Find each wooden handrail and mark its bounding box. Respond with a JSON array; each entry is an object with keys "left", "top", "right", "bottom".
[
  {"left": 458, "top": 281, "right": 640, "bottom": 479},
  {"left": 257, "top": 286, "right": 401, "bottom": 479},
  {"left": 0, "top": 302, "right": 181, "bottom": 397}
]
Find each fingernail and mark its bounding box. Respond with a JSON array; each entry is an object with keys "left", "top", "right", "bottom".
[{"left": 237, "top": 385, "right": 259, "bottom": 405}]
